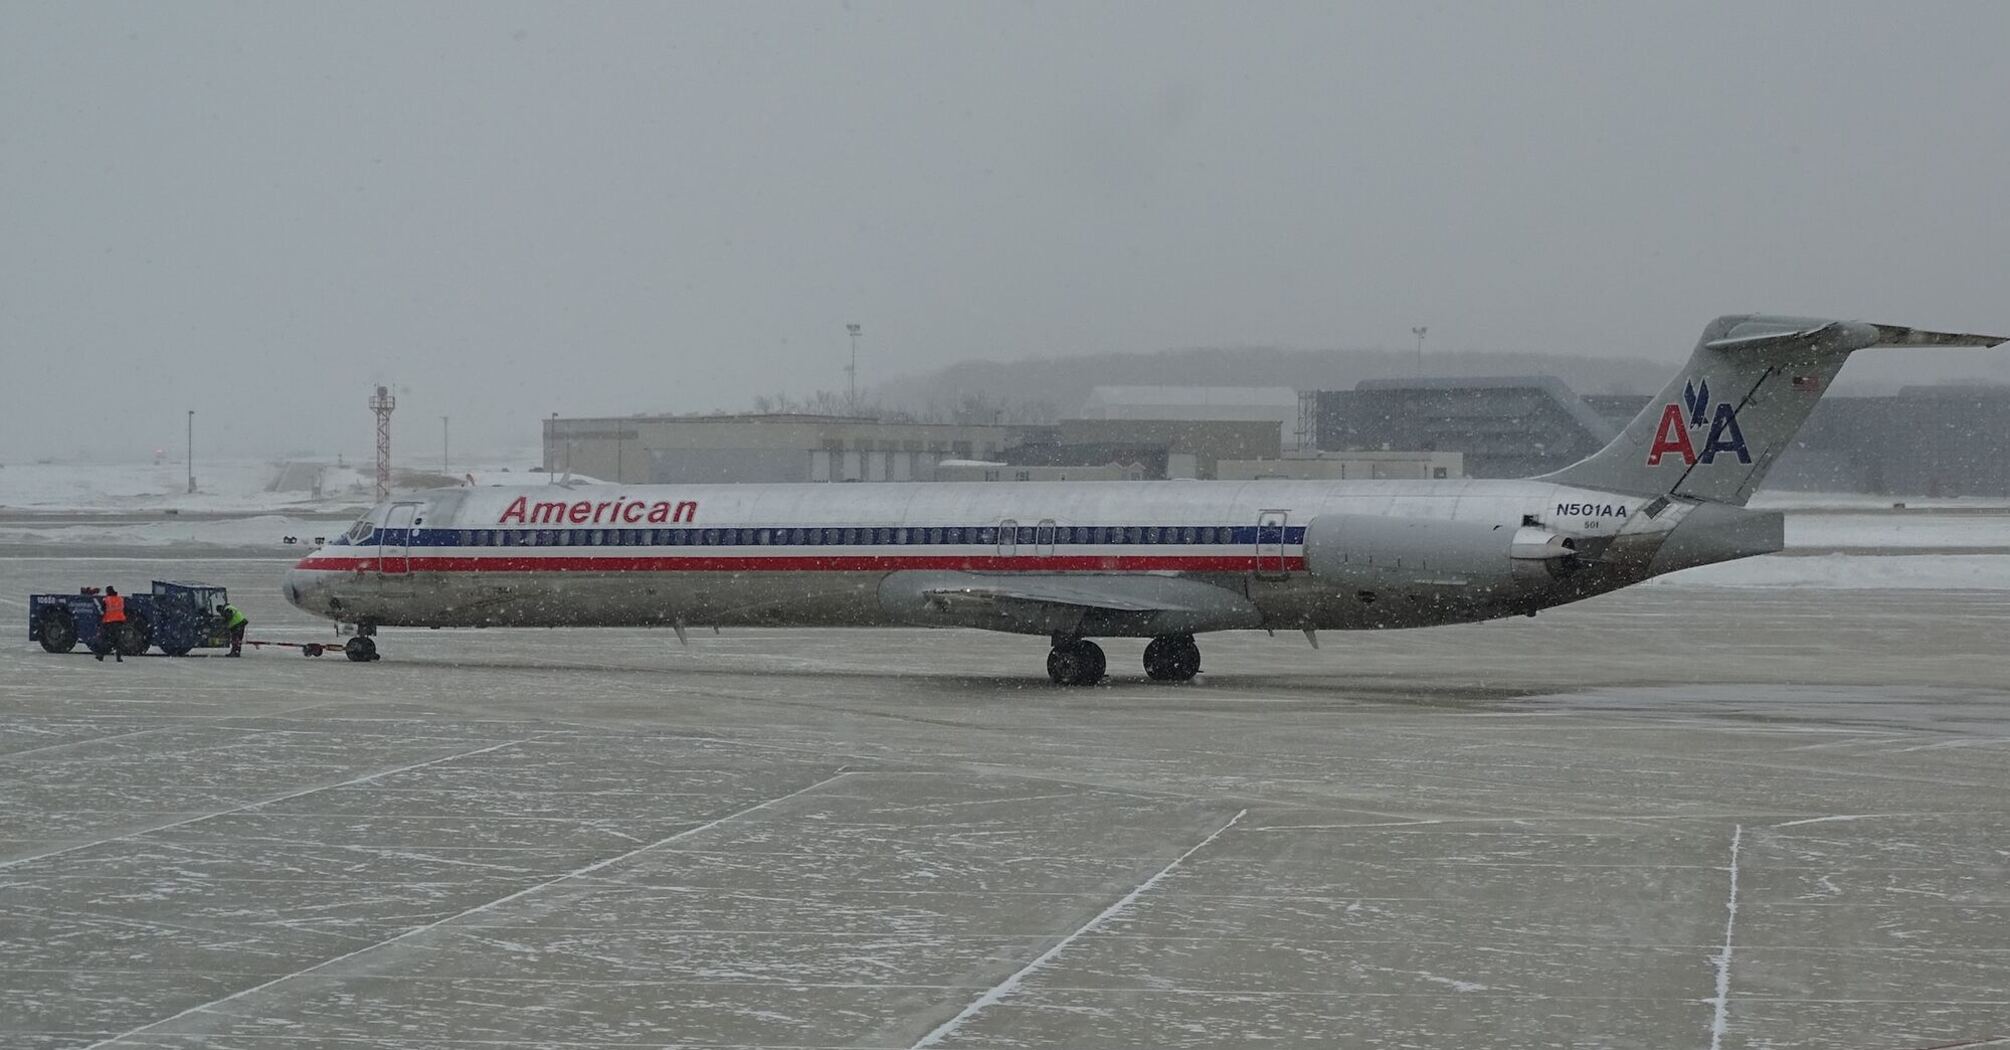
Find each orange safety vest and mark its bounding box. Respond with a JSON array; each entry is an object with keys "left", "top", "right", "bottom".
[{"left": 101, "top": 594, "right": 126, "bottom": 624}]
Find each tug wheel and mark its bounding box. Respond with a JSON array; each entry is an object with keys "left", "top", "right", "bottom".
[
  {"left": 111, "top": 618, "right": 150, "bottom": 657},
  {"left": 37, "top": 610, "right": 77, "bottom": 653}
]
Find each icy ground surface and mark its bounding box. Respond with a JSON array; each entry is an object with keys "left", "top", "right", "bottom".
[
  {"left": 0, "top": 461, "right": 362, "bottom": 514},
  {"left": 0, "top": 515, "right": 335, "bottom": 554},
  {"left": 4, "top": 553, "right": 2010, "bottom": 1048},
  {"left": 1784, "top": 512, "right": 2010, "bottom": 551},
  {"left": 1650, "top": 552, "right": 2010, "bottom": 590},
  {"left": 0, "top": 454, "right": 549, "bottom": 515}
]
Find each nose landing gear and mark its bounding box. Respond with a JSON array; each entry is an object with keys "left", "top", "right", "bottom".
[
  {"left": 1046, "top": 637, "right": 1106, "bottom": 686},
  {"left": 343, "top": 623, "right": 381, "bottom": 663},
  {"left": 1143, "top": 633, "right": 1201, "bottom": 682}
]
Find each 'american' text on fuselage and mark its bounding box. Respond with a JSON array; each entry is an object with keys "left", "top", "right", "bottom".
[{"left": 498, "top": 496, "right": 699, "bottom": 526}]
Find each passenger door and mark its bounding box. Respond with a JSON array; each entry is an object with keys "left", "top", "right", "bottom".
[
  {"left": 1254, "top": 509, "right": 1289, "bottom": 580},
  {"left": 379, "top": 502, "right": 421, "bottom": 576},
  {"left": 997, "top": 518, "right": 1018, "bottom": 559}
]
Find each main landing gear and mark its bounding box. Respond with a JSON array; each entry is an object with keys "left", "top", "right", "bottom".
[
  {"left": 1046, "top": 633, "right": 1203, "bottom": 685},
  {"left": 1142, "top": 633, "right": 1201, "bottom": 682},
  {"left": 1046, "top": 636, "right": 1106, "bottom": 686}
]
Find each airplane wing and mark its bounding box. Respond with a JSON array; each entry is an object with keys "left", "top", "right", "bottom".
[
  {"left": 878, "top": 570, "right": 1263, "bottom": 636},
  {"left": 918, "top": 578, "right": 1209, "bottom": 614}
]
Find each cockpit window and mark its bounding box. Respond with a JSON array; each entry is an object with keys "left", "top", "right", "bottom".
[{"left": 343, "top": 516, "right": 374, "bottom": 544}]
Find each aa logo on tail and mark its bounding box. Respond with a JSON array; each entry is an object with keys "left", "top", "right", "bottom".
[{"left": 1647, "top": 378, "right": 1751, "bottom": 466}]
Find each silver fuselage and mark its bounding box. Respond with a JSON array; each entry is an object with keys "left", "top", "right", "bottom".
[{"left": 282, "top": 478, "right": 1778, "bottom": 636}]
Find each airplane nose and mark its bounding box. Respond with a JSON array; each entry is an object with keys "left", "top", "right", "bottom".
[{"left": 283, "top": 566, "right": 327, "bottom": 614}]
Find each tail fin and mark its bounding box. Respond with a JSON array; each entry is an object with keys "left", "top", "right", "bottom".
[{"left": 1539, "top": 314, "right": 2005, "bottom": 505}]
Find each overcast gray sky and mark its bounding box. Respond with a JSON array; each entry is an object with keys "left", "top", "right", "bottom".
[{"left": 4, "top": 2, "right": 2006, "bottom": 462}]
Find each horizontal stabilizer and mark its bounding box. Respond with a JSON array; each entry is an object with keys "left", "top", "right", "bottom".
[
  {"left": 1865, "top": 324, "right": 2008, "bottom": 349},
  {"left": 1702, "top": 322, "right": 1843, "bottom": 353},
  {"left": 1704, "top": 319, "right": 2005, "bottom": 356}
]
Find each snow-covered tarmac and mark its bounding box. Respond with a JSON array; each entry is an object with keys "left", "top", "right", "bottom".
[{"left": 5, "top": 552, "right": 2010, "bottom": 1048}]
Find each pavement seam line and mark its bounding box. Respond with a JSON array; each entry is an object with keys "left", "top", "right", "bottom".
[
  {"left": 909, "top": 807, "right": 1247, "bottom": 1049},
  {"left": 0, "top": 736, "right": 537, "bottom": 870},
  {"left": 75, "top": 769, "right": 854, "bottom": 1050},
  {"left": 1706, "top": 823, "right": 1744, "bottom": 1050},
  {"left": 0, "top": 725, "right": 177, "bottom": 761}
]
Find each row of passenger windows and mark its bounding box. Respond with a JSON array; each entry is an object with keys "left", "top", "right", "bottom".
[{"left": 409, "top": 525, "right": 1292, "bottom": 548}]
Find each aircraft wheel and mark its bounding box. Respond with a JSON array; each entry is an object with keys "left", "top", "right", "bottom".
[
  {"left": 1046, "top": 639, "right": 1104, "bottom": 686},
  {"left": 1081, "top": 640, "right": 1106, "bottom": 682},
  {"left": 161, "top": 645, "right": 192, "bottom": 657},
  {"left": 37, "top": 609, "right": 77, "bottom": 653},
  {"left": 1143, "top": 634, "right": 1201, "bottom": 682},
  {"left": 112, "top": 619, "right": 150, "bottom": 657},
  {"left": 344, "top": 636, "right": 380, "bottom": 663}
]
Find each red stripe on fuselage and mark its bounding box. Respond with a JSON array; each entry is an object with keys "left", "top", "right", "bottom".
[{"left": 295, "top": 554, "right": 1303, "bottom": 574}]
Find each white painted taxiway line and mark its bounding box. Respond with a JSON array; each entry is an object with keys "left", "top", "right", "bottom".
[
  {"left": 1705, "top": 824, "right": 1744, "bottom": 1050},
  {"left": 77, "top": 769, "right": 856, "bottom": 1050},
  {"left": 910, "top": 807, "right": 1248, "bottom": 1049},
  {"left": 0, "top": 736, "right": 537, "bottom": 870}
]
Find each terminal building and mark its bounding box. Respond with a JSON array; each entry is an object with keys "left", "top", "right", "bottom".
[
  {"left": 1778, "top": 386, "right": 2010, "bottom": 496},
  {"left": 1309, "top": 377, "right": 1616, "bottom": 479},
  {"left": 542, "top": 415, "right": 1028, "bottom": 485},
  {"left": 542, "top": 412, "right": 1298, "bottom": 486},
  {"left": 1077, "top": 386, "right": 1303, "bottom": 450}
]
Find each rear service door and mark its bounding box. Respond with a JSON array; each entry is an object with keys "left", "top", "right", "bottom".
[
  {"left": 380, "top": 502, "right": 421, "bottom": 575},
  {"left": 997, "top": 518, "right": 1018, "bottom": 558},
  {"left": 1255, "top": 509, "right": 1289, "bottom": 579}
]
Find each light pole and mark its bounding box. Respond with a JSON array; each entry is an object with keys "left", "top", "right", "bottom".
[
  {"left": 1411, "top": 326, "right": 1428, "bottom": 377},
  {"left": 185, "top": 410, "right": 195, "bottom": 494},
  {"left": 546, "top": 412, "right": 558, "bottom": 480},
  {"left": 845, "top": 323, "right": 862, "bottom": 414},
  {"left": 440, "top": 416, "right": 449, "bottom": 476}
]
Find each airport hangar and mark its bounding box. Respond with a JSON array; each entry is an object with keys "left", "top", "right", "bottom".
[{"left": 540, "top": 411, "right": 1454, "bottom": 486}]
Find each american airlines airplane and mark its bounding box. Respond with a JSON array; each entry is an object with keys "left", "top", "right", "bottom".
[{"left": 286, "top": 315, "right": 2002, "bottom": 683}]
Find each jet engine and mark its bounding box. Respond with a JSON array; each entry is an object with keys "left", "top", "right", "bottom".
[{"left": 1302, "top": 514, "right": 1579, "bottom": 588}]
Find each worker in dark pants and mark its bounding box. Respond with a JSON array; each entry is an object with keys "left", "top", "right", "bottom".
[
  {"left": 219, "top": 602, "right": 248, "bottom": 657},
  {"left": 96, "top": 586, "right": 126, "bottom": 662}
]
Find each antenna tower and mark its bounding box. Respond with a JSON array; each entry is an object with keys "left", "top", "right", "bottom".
[{"left": 369, "top": 385, "right": 396, "bottom": 501}]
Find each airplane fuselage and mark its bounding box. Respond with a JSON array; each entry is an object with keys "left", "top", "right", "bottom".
[{"left": 283, "top": 477, "right": 1775, "bottom": 636}]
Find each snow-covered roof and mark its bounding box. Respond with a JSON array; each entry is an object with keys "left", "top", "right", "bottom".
[
  {"left": 460, "top": 470, "right": 607, "bottom": 487},
  {"left": 1082, "top": 386, "right": 1299, "bottom": 408}
]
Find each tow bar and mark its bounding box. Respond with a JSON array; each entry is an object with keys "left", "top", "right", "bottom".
[{"left": 240, "top": 639, "right": 346, "bottom": 658}]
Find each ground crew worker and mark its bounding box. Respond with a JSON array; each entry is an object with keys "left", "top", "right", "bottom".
[
  {"left": 96, "top": 586, "right": 126, "bottom": 663},
  {"left": 219, "top": 602, "right": 248, "bottom": 657}
]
